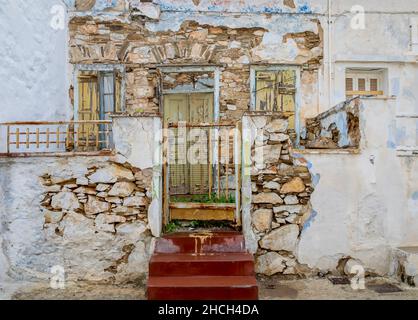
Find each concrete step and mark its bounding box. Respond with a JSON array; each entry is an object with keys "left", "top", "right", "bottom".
[
  {"left": 148, "top": 232, "right": 258, "bottom": 300},
  {"left": 149, "top": 252, "right": 255, "bottom": 277},
  {"left": 147, "top": 276, "right": 258, "bottom": 300},
  {"left": 154, "top": 231, "right": 246, "bottom": 254}
]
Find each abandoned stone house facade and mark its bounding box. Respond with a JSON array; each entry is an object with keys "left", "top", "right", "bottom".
[{"left": 1, "top": 0, "right": 418, "bottom": 292}]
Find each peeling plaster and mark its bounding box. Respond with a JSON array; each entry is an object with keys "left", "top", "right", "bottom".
[
  {"left": 302, "top": 209, "right": 317, "bottom": 231},
  {"left": 153, "top": 0, "right": 320, "bottom": 14}
]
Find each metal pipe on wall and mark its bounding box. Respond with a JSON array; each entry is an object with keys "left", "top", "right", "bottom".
[{"left": 328, "top": 0, "right": 333, "bottom": 109}]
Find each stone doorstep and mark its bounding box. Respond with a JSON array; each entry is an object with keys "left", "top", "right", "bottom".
[{"left": 148, "top": 232, "right": 258, "bottom": 300}]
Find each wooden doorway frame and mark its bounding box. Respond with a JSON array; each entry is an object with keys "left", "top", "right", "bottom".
[
  {"left": 163, "top": 93, "right": 214, "bottom": 196},
  {"left": 159, "top": 66, "right": 226, "bottom": 227}
]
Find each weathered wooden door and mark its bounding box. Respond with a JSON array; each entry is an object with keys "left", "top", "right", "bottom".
[{"left": 163, "top": 93, "right": 214, "bottom": 196}]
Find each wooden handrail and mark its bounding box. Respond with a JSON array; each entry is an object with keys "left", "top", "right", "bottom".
[
  {"left": 167, "top": 122, "right": 236, "bottom": 128},
  {"left": 0, "top": 120, "right": 112, "bottom": 125},
  {"left": 2, "top": 120, "right": 113, "bottom": 154}
]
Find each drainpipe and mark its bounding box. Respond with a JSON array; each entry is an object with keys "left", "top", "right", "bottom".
[{"left": 327, "top": 0, "right": 333, "bottom": 109}]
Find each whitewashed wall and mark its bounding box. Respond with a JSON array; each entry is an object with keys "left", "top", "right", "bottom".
[
  {"left": 0, "top": 0, "right": 70, "bottom": 152},
  {"left": 0, "top": 0, "right": 69, "bottom": 120},
  {"left": 0, "top": 115, "right": 162, "bottom": 297},
  {"left": 298, "top": 98, "right": 418, "bottom": 275},
  {"left": 296, "top": 0, "right": 418, "bottom": 275}
]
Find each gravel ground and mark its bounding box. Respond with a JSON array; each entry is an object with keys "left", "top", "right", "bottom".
[
  {"left": 3, "top": 277, "right": 418, "bottom": 300},
  {"left": 258, "top": 276, "right": 418, "bottom": 300}
]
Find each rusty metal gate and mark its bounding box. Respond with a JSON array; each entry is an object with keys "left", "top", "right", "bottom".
[{"left": 162, "top": 121, "right": 242, "bottom": 223}]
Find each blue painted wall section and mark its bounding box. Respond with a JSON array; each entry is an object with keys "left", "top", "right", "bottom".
[
  {"left": 302, "top": 209, "right": 317, "bottom": 232},
  {"left": 95, "top": 0, "right": 119, "bottom": 11},
  {"left": 154, "top": 0, "right": 314, "bottom": 14},
  {"left": 291, "top": 152, "right": 320, "bottom": 233},
  {"left": 298, "top": 4, "right": 312, "bottom": 14}
]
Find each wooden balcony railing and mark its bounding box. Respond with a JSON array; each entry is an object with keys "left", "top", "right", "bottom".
[{"left": 0, "top": 120, "right": 113, "bottom": 155}]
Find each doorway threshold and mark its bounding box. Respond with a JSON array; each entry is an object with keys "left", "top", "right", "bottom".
[{"left": 169, "top": 202, "right": 236, "bottom": 221}]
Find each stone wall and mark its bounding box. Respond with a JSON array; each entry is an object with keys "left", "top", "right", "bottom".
[
  {"left": 301, "top": 98, "right": 361, "bottom": 149},
  {"left": 0, "top": 156, "right": 154, "bottom": 286},
  {"left": 242, "top": 114, "right": 314, "bottom": 276},
  {"left": 68, "top": 3, "right": 323, "bottom": 121},
  {"left": 69, "top": 17, "right": 266, "bottom": 120},
  {"left": 40, "top": 162, "right": 151, "bottom": 235},
  {"left": 391, "top": 248, "right": 418, "bottom": 287}
]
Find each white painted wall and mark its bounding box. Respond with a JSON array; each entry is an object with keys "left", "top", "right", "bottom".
[
  {"left": 0, "top": 0, "right": 70, "bottom": 120},
  {"left": 294, "top": 0, "right": 418, "bottom": 275},
  {"left": 298, "top": 98, "right": 418, "bottom": 275},
  {"left": 112, "top": 116, "right": 163, "bottom": 237},
  {"left": 0, "top": 0, "right": 70, "bottom": 151}
]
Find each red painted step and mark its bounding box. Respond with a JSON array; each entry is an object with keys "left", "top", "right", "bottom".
[
  {"left": 149, "top": 253, "right": 255, "bottom": 276},
  {"left": 154, "top": 232, "right": 245, "bottom": 254},
  {"left": 148, "top": 276, "right": 258, "bottom": 300},
  {"left": 148, "top": 232, "right": 258, "bottom": 300}
]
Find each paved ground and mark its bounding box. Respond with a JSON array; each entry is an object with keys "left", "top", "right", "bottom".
[
  {"left": 3, "top": 282, "right": 146, "bottom": 300},
  {"left": 258, "top": 276, "right": 418, "bottom": 300},
  {"left": 2, "top": 276, "right": 418, "bottom": 300}
]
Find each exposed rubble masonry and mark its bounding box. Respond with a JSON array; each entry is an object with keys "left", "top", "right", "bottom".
[
  {"left": 301, "top": 98, "right": 361, "bottom": 149},
  {"left": 243, "top": 114, "right": 315, "bottom": 276},
  {"left": 38, "top": 159, "right": 154, "bottom": 283},
  {"left": 69, "top": 15, "right": 323, "bottom": 121}
]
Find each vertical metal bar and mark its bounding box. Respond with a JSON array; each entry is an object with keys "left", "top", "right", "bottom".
[
  {"left": 186, "top": 94, "right": 191, "bottom": 195},
  {"left": 113, "top": 70, "right": 116, "bottom": 113},
  {"left": 36, "top": 128, "right": 40, "bottom": 148},
  {"left": 96, "top": 125, "right": 99, "bottom": 149},
  {"left": 214, "top": 68, "right": 220, "bottom": 122},
  {"left": 16, "top": 128, "right": 20, "bottom": 149},
  {"left": 200, "top": 128, "right": 204, "bottom": 195},
  {"left": 66, "top": 125, "right": 70, "bottom": 149},
  {"left": 217, "top": 129, "right": 221, "bottom": 198},
  {"left": 99, "top": 73, "right": 105, "bottom": 120},
  {"left": 208, "top": 127, "right": 212, "bottom": 198},
  {"left": 6, "top": 126, "right": 10, "bottom": 153},
  {"left": 234, "top": 121, "right": 241, "bottom": 225},
  {"left": 56, "top": 127, "right": 60, "bottom": 148},
  {"left": 86, "top": 127, "right": 90, "bottom": 151},
  {"left": 295, "top": 67, "right": 301, "bottom": 147},
  {"left": 46, "top": 128, "right": 50, "bottom": 149},
  {"left": 26, "top": 128, "right": 30, "bottom": 148},
  {"left": 105, "top": 123, "right": 109, "bottom": 149},
  {"left": 162, "top": 122, "right": 170, "bottom": 225},
  {"left": 225, "top": 129, "right": 229, "bottom": 199},
  {"left": 76, "top": 124, "right": 79, "bottom": 149},
  {"left": 250, "top": 67, "right": 256, "bottom": 110}
]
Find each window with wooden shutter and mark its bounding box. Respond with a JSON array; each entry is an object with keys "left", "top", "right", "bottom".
[
  {"left": 345, "top": 77, "right": 353, "bottom": 92},
  {"left": 345, "top": 68, "right": 385, "bottom": 97},
  {"left": 77, "top": 69, "right": 124, "bottom": 150},
  {"left": 358, "top": 78, "right": 366, "bottom": 91},
  {"left": 78, "top": 70, "right": 123, "bottom": 122},
  {"left": 254, "top": 69, "right": 297, "bottom": 129},
  {"left": 370, "top": 78, "right": 378, "bottom": 92},
  {"left": 250, "top": 66, "right": 300, "bottom": 146}
]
